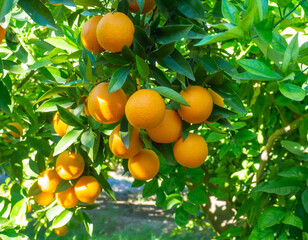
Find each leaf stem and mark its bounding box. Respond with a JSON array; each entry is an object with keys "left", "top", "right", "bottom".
[{"left": 17, "top": 70, "right": 35, "bottom": 89}]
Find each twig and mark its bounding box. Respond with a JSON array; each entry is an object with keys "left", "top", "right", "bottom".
[
  {"left": 256, "top": 113, "right": 308, "bottom": 183},
  {"left": 17, "top": 70, "right": 35, "bottom": 89},
  {"left": 294, "top": 66, "right": 308, "bottom": 79},
  {"left": 261, "top": 85, "right": 288, "bottom": 126},
  {"left": 147, "top": 6, "right": 157, "bottom": 24}
]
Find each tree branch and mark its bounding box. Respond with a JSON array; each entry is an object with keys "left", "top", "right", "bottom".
[
  {"left": 256, "top": 113, "right": 308, "bottom": 183},
  {"left": 17, "top": 70, "right": 35, "bottom": 89}
]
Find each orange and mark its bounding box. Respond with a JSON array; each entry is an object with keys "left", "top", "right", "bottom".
[
  {"left": 53, "top": 111, "right": 68, "bottom": 137},
  {"left": 173, "top": 133, "right": 208, "bottom": 168},
  {"left": 56, "top": 151, "right": 85, "bottom": 180},
  {"left": 74, "top": 176, "right": 101, "bottom": 204},
  {"left": 56, "top": 186, "right": 79, "bottom": 209},
  {"left": 129, "top": 0, "right": 156, "bottom": 14},
  {"left": 34, "top": 192, "right": 54, "bottom": 206},
  {"left": 81, "top": 16, "right": 104, "bottom": 53},
  {"left": 96, "top": 12, "right": 135, "bottom": 53},
  {"left": 4, "top": 122, "right": 23, "bottom": 138},
  {"left": 147, "top": 109, "right": 182, "bottom": 143},
  {"left": 0, "top": 26, "right": 5, "bottom": 44},
  {"left": 88, "top": 82, "right": 127, "bottom": 124},
  {"left": 109, "top": 125, "right": 143, "bottom": 158},
  {"left": 54, "top": 225, "right": 68, "bottom": 236},
  {"left": 177, "top": 86, "right": 213, "bottom": 124},
  {"left": 208, "top": 89, "right": 224, "bottom": 107},
  {"left": 38, "top": 169, "right": 61, "bottom": 193},
  {"left": 128, "top": 149, "right": 160, "bottom": 180},
  {"left": 83, "top": 97, "right": 90, "bottom": 116},
  {"left": 125, "top": 89, "right": 165, "bottom": 129},
  {"left": 27, "top": 203, "right": 32, "bottom": 212}
]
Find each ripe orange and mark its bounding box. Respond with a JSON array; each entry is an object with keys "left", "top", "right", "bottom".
[
  {"left": 177, "top": 86, "right": 213, "bottom": 124},
  {"left": 129, "top": 0, "right": 156, "bottom": 14},
  {"left": 96, "top": 12, "right": 135, "bottom": 53},
  {"left": 34, "top": 192, "right": 54, "bottom": 206},
  {"left": 0, "top": 26, "right": 5, "bottom": 44},
  {"left": 125, "top": 89, "right": 165, "bottom": 129},
  {"left": 88, "top": 82, "right": 127, "bottom": 124},
  {"left": 147, "top": 109, "right": 182, "bottom": 143},
  {"left": 56, "top": 186, "right": 79, "bottom": 209},
  {"left": 27, "top": 203, "right": 32, "bottom": 212},
  {"left": 74, "top": 176, "right": 101, "bottom": 204},
  {"left": 83, "top": 97, "right": 90, "bottom": 116},
  {"left": 54, "top": 225, "right": 68, "bottom": 236},
  {"left": 173, "top": 133, "right": 208, "bottom": 168},
  {"left": 128, "top": 149, "right": 160, "bottom": 180},
  {"left": 208, "top": 89, "right": 224, "bottom": 107},
  {"left": 81, "top": 16, "right": 104, "bottom": 54},
  {"left": 56, "top": 151, "right": 85, "bottom": 180},
  {"left": 53, "top": 111, "right": 68, "bottom": 137},
  {"left": 4, "top": 122, "right": 23, "bottom": 138},
  {"left": 38, "top": 169, "right": 61, "bottom": 193},
  {"left": 109, "top": 125, "right": 143, "bottom": 158}
]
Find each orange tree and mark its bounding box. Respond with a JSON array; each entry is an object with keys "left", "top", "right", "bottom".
[{"left": 0, "top": 0, "right": 307, "bottom": 239}]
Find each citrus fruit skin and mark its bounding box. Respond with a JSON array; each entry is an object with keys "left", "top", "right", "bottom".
[
  {"left": 129, "top": 0, "right": 156, "bottom": 14},
  {"left": 83, "top": 97, "right": 90, "bottom": 116},
  {"left": 54, "top": 225, "right": 68, "bottom": 236},
  {"left": 56, "top": 186, "right": 79, "bottom": 209},
  {"left": 147, "top": 109, "right": 182, "bottom": 143},
  {"left": 128, "top": 149, "right": 160, "bottom": 180},
  {"left": 173, "top": 133, "right": 208, "bottom": 168},
  {"left": 38, "top": 169, "right": 61, "bottom": 193},
  {"left": 208, "top": 89, "right": 224, "bottom": 107},
  {"left": 177, "top": 86, "right": 213, "bottom": 124},
  {"left": 125, "top": 89, "right": 165, "bottom": 129},
  {"left": 56, "top": 151, "right": 85, "bottom": 180},
  {"left": 34, "top": 192, "right": 54, "bottom": 206},
  {"left": 53, "top": 111, "right": 68, "bottom": 137},
  {"left": 88, "top": 82, "right": 127, "bottom": 124},
  {"left": 0, "top": 26, "right": 5, "bottom": 44},
  {"left": 74, "top": 176, "right": 101, "bottom": 204},
  {"left": 109, "top": 125, "right": 142, "bottom": 158},
  {"left": 96, "top": 12, "right": 135, "bottom": 53},
  {"left": 4, "top": 122, "right": 23, "bottom": 138},
  {"left": 81, "top": 16, "right": 104, "bottom": 53}
]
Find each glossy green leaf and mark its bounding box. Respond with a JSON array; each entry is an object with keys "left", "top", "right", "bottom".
[
  {"left": 27, "top": 137, "right": 51, "bottom": 158},
  {"left": 83, "top": 212, "right": 93, "bottom": 237},
  {"left": 36, "top": 87, "right": 68, "bottom": 104},
  {"left": 278, "top": 167, "right": 308, "bottom": 181},
  {"left": 150, "top": 42, "right": 175, "bottom": 59},
  {"left": 279, "top": 83, "right": 305, "bottom": 101},
  {"left": 152, "top": 86, "right": 189, "bottom": 106},
  {"left": 253, "top": 178, "right": 302, "bottom": 195},
  {"left": 51, "top": 210, "right": 73, "bottom": 229},
  {"left": 45, "top": 37, "right": 78, "bottom": 52},
  {"left": 149, "top": 65, "right": 172, "bottom": 88},
  {"left": 187, "top": 184, "right": 207, "bottom": 205},
  {"left": 54, "top": 129, "right": 83, "bottom": 156},
  {"left": 163, "top": 193, "right": 182, "bottom": 210},
  {"left": 155, "top": 25, "right": 193, "bottom": 44},
  {"left": 0, "top": 81, "right": 11, "bottom": 114},
  {"left": 282, "top": 33, "right": 299, "bottom": 73},
  {"left": 182, "top": 202, "right": 198, "bottom": 217},
  {"left": 302, "top": 189, "right": 308, "bottom": 214},
  {"left": 136, "top": 56, "right": 149, "bottom": 79},
  {"left": 142, "top": 179, "right": 158, "bottom": 198},
  {"left": 36, "top": 98, "right": 74, "bottom": 112},
  {"left": 81, "top": 130, "right": 95, "bottom": 149},
  {"left": 0, "top": 0, "right": 18, "bottom": 20},
  {"left": 74, "top": 0, "right": 103, "bottom": 7},
  {"left": 282, "top": 212, "right": 303, "bottom": 229},
  {"left": 221, "top": 0, "right": 240, "bottom": 24},
  {"left": 108, "top": 66, "right": 130, "bottom": 93},
  {"left": 258, "top": 207, "right": 286, "bottom": 229},
  {"left": 57, "top": 105, "right": 84, "bottom": 129},
  {"left": 177, "top": 0, "right": 204, "bottom": 20},
  {"left": 235, "top": 129, "right": 257, "bottom": 141},
  {"left": 175, "top": 207, "right": 189, "bottom": 226},
  {"left": 255, "top": 16, "right": 274, "bottom": 44},
  {"left": 46, "top": 205, "right": 65, "bottom": 222}
]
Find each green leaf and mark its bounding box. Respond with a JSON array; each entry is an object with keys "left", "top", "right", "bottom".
[
  {"left": 36, "top": 87, "right": 68, "bottom": 104},
  {"left": 51, "top": 210, "right": 73, "bottom": 229},
  {"left": 45, "top": 37, "right": 79, "bottom": 52},
  {"left": 258, "top": 207, "right": 286, "bottom": 229},
  {"left": 238, "top": 0, "right": 257, "bottom": 32},
  {"left": 282, "top": 212, "right": 303, "bottom": 230},
  {"left": 221, "top": 0, "right": 240, "bottom": 24},
  {"left": 10, "top": 199, "right": 27, "bottom": 226},
  {"left": 85, "top": 55, "right": 93, "bottom": 83},
  {"left": 235, "top": 129, "right": 257, "bottom": 141},
  {"left": 184, "top": 167, "right": 205, "bottom": 183},
  {"left": 182, "top": 202, "right": 198, "bottom": 217},
  {"left": 46, "top": 205, "right": 65, "bottom": 222},
  {"left": 142, "top": 179, "right": 158, "bottom": 198},
  {"left": 93, "top": 173, "right": 116, "bottom": 201},
  {"left": 108, "top": 66, "right": 130, "bottom": 93},
  {"left": 175, "top": 207, "right": 189, "bottom": 226},
  {"left": 155, "top": 25, "right": 193, "bottom": 45},
  {"left": 135, "top": 0, "right": 144, "bottom": 12},
  {"left": 163, "top": 193, "right": 182, "bottom": 210},
  {"left": 177, "top": 0, "right": 204, "bottom": 20},
  {"left": 218, "top": 227, "right": 245, "bottom": 239},
  {"left": 36, "top": 97, "right": 74, "bottom": 112},
  {"left": 206, "top": 132, "right": 226, "bottom": 143},
  {"left": 255, "top": 16, "right": 274, "bottom": 44},
  {"left": 282, "top": 33, "right": 299, "bottom": 73},
  {"left": 249, "top": 227, "right": 275, "bottom": 240},
  {"left": 302, "top": 189, "right": 308, "bottom": 214},
  {"left": 237, "top": 59, "right": 281, "bottom": 79},
  {"left": 159, "top": 49, "right": 195, "bottom": 80},
  {"left": 57, "top": 105, "right": 84, "bottom": 129},
  {"left": 149, "top": 65, "right": 172, "bottom": 88},
  {"left": 253, "top": 178, "right": 302, "bottom": 195},
  {"left": 135, "top": 57, "right": 149, "bottom": 80},
  {"left": 0, "top": 81, "right": 11, "bottom": 114},
  {"left": 279, "top": 83, "right": 305, "bottom": 101},
  {"left": 187, "top": 184, "right": 207, "bottom": 205},
  {"left": 54, "top": 129, "right": 83, "bottom": 156},
  {"left": 18, "top": 0, "right": 57, "bottom": 30},
  {"left": 27, "top": 137, "right": 51, "bottom": 158},
  {"left": 150, "top": 42, "right": 175, "bottom": 59},
  {"left": 152, "top": 86, "right": 189, "bottom": 106},
  {"left": 3, "top": 60, "right": 26, "bottom": 74},
  {"left": 74, "top": 0, "right": 103, "bottom": 7},
  {"left": 81, "top": 130, "right": 95, "bottom": 149},
  {"left": 0, "top": 0, "right": 19, "bottom": 22},
  {"left": 83, "top": 212, "right": 93, "bottom": 237},
  {"left": 278, "top": 167, "right": 308, "bottom": 181}
]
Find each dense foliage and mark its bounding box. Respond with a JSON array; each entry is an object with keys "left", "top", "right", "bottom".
[{"left": 0, "top": 0, "right": 307, "bottom": 239}]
